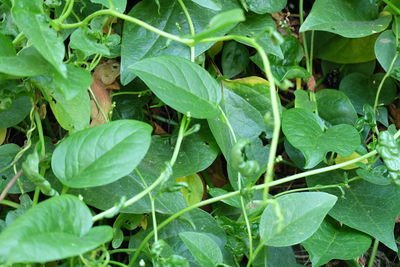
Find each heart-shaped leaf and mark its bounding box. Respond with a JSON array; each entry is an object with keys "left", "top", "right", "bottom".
[
  {"left": 282, "top": 108, "right": 360, "bottom": 168},
  {"left": 260, "top": 192, "right": 337, "bottom": 246},
  {"left": 300, "top": 0, "right": 391, "bottom": 38},
  {"left": 51, "top": 120, "right": 152, "bottom": 188},
  {"left": 130, "top": 56, "right": 221, "bottom": 119},
  {"left": 302, "top": 218, "right": 371, "bottom": 266},
  {"left": 0, "top": 195, "right": 112, "bottom": 264}
]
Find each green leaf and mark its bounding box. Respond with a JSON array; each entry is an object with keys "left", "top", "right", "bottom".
[
  {"left": 0, "top": 47, "right": 51, "bottom": 77},
  {"left": 313, "top": 32, "right": 378, "bottom": 64},
  {"left": 32, "top": 64, "right": 92, "bottom": 102},
  {"left": 300, "top": 0, "right": 391, "bottom": 38},
  {"left": 294, "top": 90, "right": 316, "bottom": 113},
  {"left": 129, "top": 56, "right": 221, "bottom": 119},
  {"left": 229, "top": 13, "right": 282, "bottom": 58},
  {"left": 282, "top": 108, "right": 360, "bottom": 168},
  {"left": 253, "top": 246, "right": 298, "bottom": 267},
  {"left": 90, "top": 0, "right": 127, "bottom": 12},
  {"left": 49, "top": 88, "right": 91, "bottom": 132},
  {"left": 190, "top": 0, "right": 221, "bottom": 10},
  {"left": 193, "top": 9, "right": 245, "bottom": 41},
  {"left": 0, "top": 195, "right": 112, "bottom": 264},
  {"left": 307, "top": 170, "right": 400, "bottom": 251},
  {"left": 176, "top": 173, "right": 204, "bottom": 206},
  {"left": 377, "top": 131, "right": 400, "bottom": 184},
  {"left": 321, "top": 60, "right": 376, "bottom": 78},
  {"left": 66, "top": 132, "right": 217, "bottom": 214},
  {"left": 0, "top": 96, "right": 31, "bottom": 128},
  {"left": 339, "top": 73, "right": 397, "bottom": 113},
  {"left": 316, "top": 89, "right": 358, "bottom": 125},
  {"left": 245, "top": 0, "right": 287, "bottom": 14},
  {"left": 70, "top": 27, "right": 110, "bottom": 58},
  {"left": 0, "top": 33, "right": 15, "bottom": 56},
  {"left": 11, "top": 0, "right": 66, "bottom": 76},
  {"left": 302, "top": 219, "right": 372, "bottom": 266},
  {"left": 260, "top": 192, "right": 337, "bottom": 246},
  {"left": 375, "top": 30, "right": 400, "bottom": 72},
  {"left": 221, "top": 41, "right": 249, "bottom": 78},
  {"left": 121, "top": 0, "right": 239, "bottom": 85},
  {"left": 179, "top": 232, "right": 223, "bottom": 266},
  {"left": 356, "top": 165, "right": 391, "bottom": 185},
  {"left": 51, "top": 120, "right": 152, "bottom": 188}
]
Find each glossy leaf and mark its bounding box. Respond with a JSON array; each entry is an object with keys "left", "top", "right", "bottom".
[
  {"left": 130, "top": 56, "right": 221, "bottom": 119},
  {"left": 260, "top": 192, "right": 337, "bottom": 246},
  {"left": 179, "top": 232, "right": 223, "bottom": 266},
  {"left": 316, "top": 89, "right": 358, "bottom": 125},
  {"left": 121, "top": 0, "right": 239, "bottom": 84},
  {"left": 51, "top": 120, "right": 152, "bottom": 188},
  {"left": 0, "top": 195, "right": 112, "bottom": 264},
  {"left": 294, "top": 90, "right": 316, "bottom": 113},
  {"left": 339, "top": 73, "right": 397, "bottom": 113},
  {"left": 302, "top": 219, "right": 371, "bottom": 266},
  {"left": 282, "top": 108, "right": 360, "bottom": 168},
  {"left": 11, "top": 0, "right": 66, "bottom": 76},
  {"left": 245, "top": 0, "right": 287, "bottom": 14},
  {"left": 67, "top": 132, "right": 217, "bottom": 214},
  {"left": 221, "top": 41, "right": 249, "bottom": 78},
  {"left": 300, "top": 0, "right": 391, "bottom": 38},
  {"left": 375, "top": 30, "right": 400, "bottom": 72},
  {"left": 190, "top": 0, "right": 221, "bottom": 10},
  {"left": 307, "top": 170, "right": 400, "bottom": 251},
  {"left": 313, "top": 32, "right": 378, "bottom": 64}
]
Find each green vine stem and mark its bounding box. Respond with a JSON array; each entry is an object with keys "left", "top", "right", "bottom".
[
  {"left": 0, "top": 199, "right": 20, "bottom": 209},
  {"left": 368, "top": 239, "right": 380, "bottom": 267},
  {"left": 177, "top": 0, "right": 196, "bottom": 61},
  {"left": 299, "top": 0, "right": 311, "bottom": 73}
]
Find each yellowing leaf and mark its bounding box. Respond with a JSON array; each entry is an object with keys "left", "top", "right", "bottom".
[
  {"left": 176, "top": 173, "right": 204, "bottom": 206},
  {"left": 0, "top": 128, "right": 6, "bottom": 145},
  {"left": 335, "top": 152, "right": 367, "bottom": 170}
]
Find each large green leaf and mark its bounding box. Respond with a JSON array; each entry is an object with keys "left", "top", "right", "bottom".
[
  {"left": 0, "top": 33, "right": 15, "bottom": 56},
  {"left": 50, "top": 89, "right": 91, "bottom": 132},
  {"left": 130, "top": 56, "right": 221, "bottom": 119},
  {"left": 51, "top": 120, "right": 152, "bottom": 188},
  {"left": 90, "top": 0, "right": 127, "bottom": 12},
  {"left": 0, "top": 47, "right": 51, "bottom": 77},
  {"left": 0, "top": 195, "right": 112, "bottom": 264},
  {"left": 180, "top": 232, "right": 223, "bottom": 266},
  {"left": 245, "top": 0, "right": 287, "bottom": 14},
  {"left": 66, "top": 132, "right": 217, "bottom": 214},
  {"left": 339, "top": 73, "right": 397, "bottom": 114},
  {"left": 300, "top": 0, "right": 391, "bottom": 38},
  {"left": 229, "top": 13, "right": 282, "bottom": 58},
  {"left": 307, "top": 170, "right": 400, "bottom": 251},
  {"left": 260, "top": 192, "right": 337, "bottom": 247},
  {"left": 302, "top": 218, "right": 371, "bottom": 266},
  {"left": 282, "top": 108, "right": 360, "bottom": 169},
  {"left": 0, "top": 96, "right": 31, "bottom": 128},
  {"left": 32, "top": 64, "right": 92, "bottom": 102},
  {"left": 221, "top": 41, "right": 249, "bottom": 78},
  {"left": 316, "top": 89, "right": 358, "bottom": 125},
  {"left": 120, "top": 0, "right": 238, "bottom": 85},
  {"left": 11, "top": 0, "right": 66, "bottom": 76},
  {"left": 375, "top": 30, "right": 400, "bottom": 72},
  {"left": 313, "top": 32, "right": 378, "bottom": 64}
]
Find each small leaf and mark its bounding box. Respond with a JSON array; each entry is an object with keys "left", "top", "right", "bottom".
[
  {"left": 245, "top": 0, "right": 287, "bottom": 14},
  {"left": 375, "top": 30, "right": 400, "bottom": 72},
  {"left": 51, "top": 120, "right": 152, "bottom": 188},
  {"left": 0, "top": 195, "right": 112, "bottom": 264},
  {"left": 129, "top": 56, "right": 221, "bottom": 119},
  {"left": 302, "top": 219, "right": 371, "bottom": 266},
  {"left": 11, "top": 0, "right": 66, "bottom": 76},
  {"left": 260, "top": 192, "right": 337, "bottom": 246},
  {"left": 294, "top": 90, "right": 317, "bottom": 113},
  {"left": 300, "top": 0, "right": 391, "bottom": 38},
  {"left": 282, "top": 108, "right": 360, "bottom": 168},
  {"left": 90, "top": 0, "right": 127, "bottom": 12},
  {"left": 0, "top": 96, "right": 32, "bottom": 129},
  {"left": 0, "top": 129, "right": 6, "bottom": 145},
  {"left": 70, "top": 27, "right": 110, "bottom": 58},
  {"left": 179, "top": 232, "right": 223, "bottom": 266},
  {"left": 0, "top": 33, "right": 15, "bottom": 56},
  {"left": 334, "top": 152, "right": 367, "bottom": 170},
  {"left": 356, "top": 166, "right": 391, "bottom": 185},
  {"left": 176, "top": 173, "right": 204, "bottom": 206}
]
